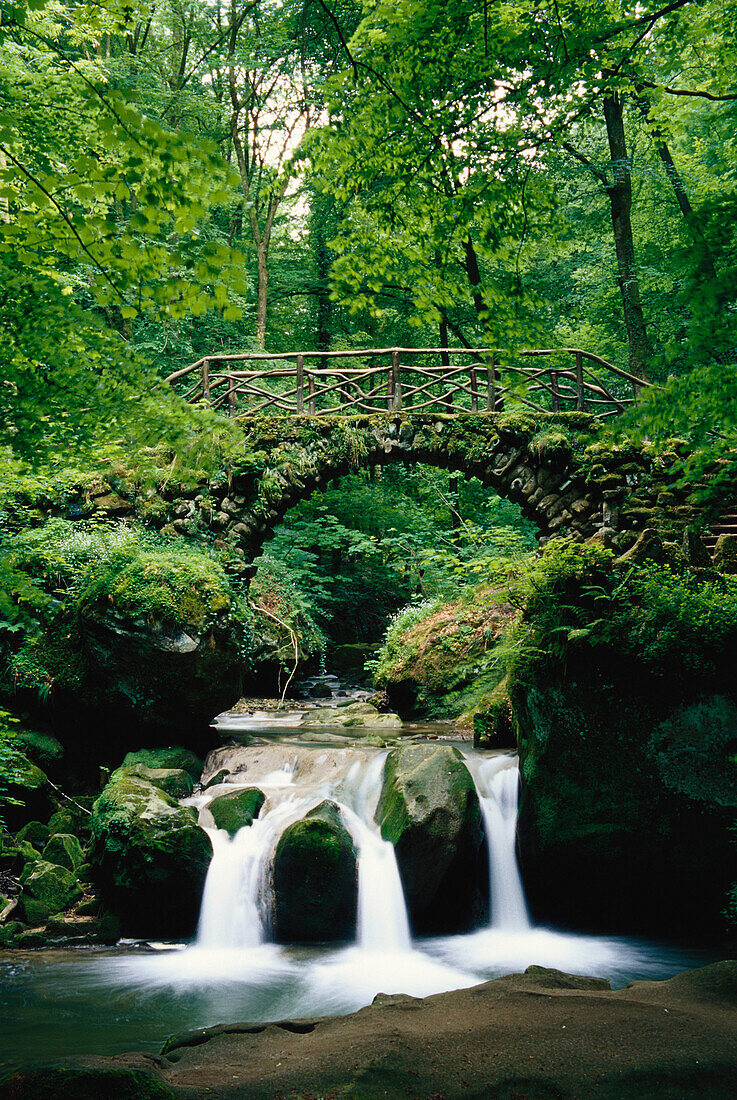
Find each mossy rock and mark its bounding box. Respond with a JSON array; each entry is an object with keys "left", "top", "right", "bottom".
[
  {"left": 19, "top": 859, "right": 82, "bottom": 925},
  {"left": 0, "top": 921, "right": 25, "bottom": 947},
  {"left": 47, "top": 811, "right": 77, "bottom": 836},
  {"left": 3, "top": 755, "right": 50, "bottom": 832},
  {"left": 109, "top": 764, "right": 193, "bottom": 800},
  {"left": 207, "top": 788, "right": 265, "bottom": 836},
  {"left": 90, "top": 776, "right": 212, "bottom": 938},
  {"left": 272, "top": 800, "right": 357, "bottom": 943},
  {"left": 513, "top": 661, "right": 737, "bottom": 938},
  {"left": 473, "top": 679, "right": 515, "bottom": 750},
  {"left": 648, "top": 696, "right": 737, "bottom": 810},
  {"left": 714, "top": 533, "right": 737, "bottom": 575},
  {"left": 13, "top": 839, "right": 42, "bottom": 866},
  {"left": 3, "top": 1066, "right": 176, "bottom": 1099},
  {"left": 120, "top": 748, "right": 203, "bottom": 783},
  {"left": 15, "top": 821, "right": 49, "bottom": 846},
  {"left": 301, "top": 702, "right": 401, "bottom": 729},
  {"left": 41, "top": 833, "right": 85, "bottom": 872},
  {"left": 14, "top": 729, "right": 64, "bottom": 769},
  {"left": 377, "top": 744, "right": 487, "bottom": 934}
]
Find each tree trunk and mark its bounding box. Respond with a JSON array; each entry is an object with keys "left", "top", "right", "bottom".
[
  {"left": 255, "top": 240, "right": 268, "bottom": 350},
  {"left": 635, "top": 97, "right": 717, "bottom": 280},
  {"left": 312, "top": 191, "right": 334, "bottom": 353},
  {"left": 603, "top": 92, "right": 650, "bottom": 380},
  {"left": 463, "top": 237, "right": 489, "bottom": 326}
]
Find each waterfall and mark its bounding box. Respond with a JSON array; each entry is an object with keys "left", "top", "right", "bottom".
[
  {"left": 197, "top": 825, "right": 266, "bottom": 947},
  {"left": 195, "top": 749, "right": 413, "bottom": 954},
  {"left": 465, "top": 754, "right": 531, "bottom": 931},
  {"left": 196, "top": 797, "right": 313, "bottom": 949}
]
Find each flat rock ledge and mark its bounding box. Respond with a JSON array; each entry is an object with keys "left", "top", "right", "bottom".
[{"left": 4, "top": 961, "right": 737, "bottom": 1099}]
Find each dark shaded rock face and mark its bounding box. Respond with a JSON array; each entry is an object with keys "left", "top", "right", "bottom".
[
  {"left": 513, "top": 656, "right": 737, "bottom": 938},
  {"left": 90, "top": 776, "right": 212, "bottom": 938},
  {"left": 208, "top": 788, "right": 265, "bottom": 836},
  {"left": 80, "top": 612, "right": 243, "bottom": 745},
  {"left": 272, "top": 800, "right": 357, "bottom": 944},
  {"left": 376, "top": 744, "right": 488, "bottom": 935}
]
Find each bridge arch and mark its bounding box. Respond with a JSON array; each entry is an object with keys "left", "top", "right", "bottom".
[{"left": 191, "top": 414, "right": 608, "bottom": 567}]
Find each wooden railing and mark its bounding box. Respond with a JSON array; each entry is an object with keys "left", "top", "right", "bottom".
[{"left": 163, "top": 347, "right": 651, "bottom": 418}]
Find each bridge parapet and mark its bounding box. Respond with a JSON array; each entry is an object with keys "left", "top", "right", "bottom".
[{"left": 164, "top": 347, "right": 650, "bottom": 420}]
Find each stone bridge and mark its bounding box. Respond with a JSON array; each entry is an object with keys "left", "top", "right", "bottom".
[{"left": 158, "top": 412, "right": 706, "bottom": 569}]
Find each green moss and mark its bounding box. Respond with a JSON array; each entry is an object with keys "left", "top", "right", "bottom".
[
  {"left": 41, "top": 833, "right": 85, "bottom": 871},
  {"left": 272, "top": 800, "right": 357, "bottom": 943},
  {"left": 109, "top": 764, "right": 194, "bottom": 800},
  {"left": 91, "top": 774, "right": 211, "bottom": 937},
  {"left": 120, "top": 747, "right": 202, "bottom": 782},
  {"left": 207, "top": 787, "right": 265, "bottom": 836},
  {"left": 19, "top": 859, "right": 82, "bottom": 924},
  {"left": 3, "top": 1066, "right": 176, "bottom": 1099}
]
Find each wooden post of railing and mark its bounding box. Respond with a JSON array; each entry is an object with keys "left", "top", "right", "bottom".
[
  {"left": 486, "top": 354, "right": 497, "bottom": 412},
  {"left": 550, "top": 369, "right": 560, "bottom": 412},
  {"left": 575, "top": 351, "right": 585, "bottom": 412},
  {"left": 296, "top": 354, "right": 305, "bottom": 413},
  {"left": 391, "top": 350, "right": 402, "bottom": 411},
  {"left": 227, "top": 375, "right": 236, "bottom": 417},
  {"left": 308, "top": 374, "right": 316, "bottom": 415},
  {"left": 470, "top": 365, "right": 479, "bottom": 412},
  {"left": 201, "top": 358, "right": 210, "bottom": 403}
]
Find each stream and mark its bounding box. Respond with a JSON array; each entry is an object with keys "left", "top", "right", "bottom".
[{"left": 0, "top": 713, "right": 715, "bottom": 1067}]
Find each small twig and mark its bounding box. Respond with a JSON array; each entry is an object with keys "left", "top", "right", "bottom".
[
  {"left": 249, "top": 600, "right": 300, "bottom": 707},
  {"left": 45, "top": 778, "right": 92, "bottom": 817}
]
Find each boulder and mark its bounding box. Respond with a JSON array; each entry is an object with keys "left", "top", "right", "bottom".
[
  {"left": 207, "top": 788, "right": 265, "bottom": 836},
  {"left": 473, "top": 679, "right": 514, "bottom": 750},
  {"left": 41, "top": 833, "right": 85, "bottom": 871},
  {"left": 109, "top": 764, "right": 194, "bottom": 800},
  {"left": 514, "top": 661, "right": 737, "bottom": 937},
  {"left": 713, "top": 533, "right": 737, "bottom": 574},
  {"left": 15, "top": 820, "right": 49, "bottom": 846},
  {"left": 19, "top": 859, "right": 82, "bottom": 925},
  {"left": 614, "top": 527, "right": 663, "bottom": 566},
  {"left": 272, "top": 800, "right": 357, "bottom": 943},
  {"left": 47, "top": 811, "right": 76, "bottom": 836},
  {"left": 376, "top": 745, "right": 488, "bottom": 934},
  {"left": 120, "top": 748, "right": 203, "bottom": 783},
  {"left": 301, "top": 702, "right": 402, "bottom": 730},
  {"left": 3, "top": 755, "right": 51, "bottom": 832},
  {"left": 90, "top": 776, "right": 212, "bottom": 938}
]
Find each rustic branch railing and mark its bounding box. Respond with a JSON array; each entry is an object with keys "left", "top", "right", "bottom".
[{"left": 163, "top": 347, "right": 651, "bottom": 419}]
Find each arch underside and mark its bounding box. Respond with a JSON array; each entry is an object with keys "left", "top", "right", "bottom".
[{"left": 206, "top": 416, "right": 604, "bottom": 565}]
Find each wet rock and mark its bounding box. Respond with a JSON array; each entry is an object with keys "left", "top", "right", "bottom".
[
  {"left": 207, "top": 788, "right": 265, "bottom": 836},
  {"left": 272, "top": 800, "right": 357, "bottom": 943},
  {"left": 301, "top": 701, "right": 401, "bottom": 730},
  {"left": 90, "top": 776, "right": 212, "bottom": 938},
  {"left": 376, "top": 744, "right": 487, "bottom": 934},
  {"left": 19, "top": 859, "right": 82, "bottom": 925}
]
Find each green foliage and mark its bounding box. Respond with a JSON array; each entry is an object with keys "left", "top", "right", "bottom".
[
  {"left": 0, "top": 706, "right": 24, "bottom": 827},
  {"left": 511, "top": 539, "right": 737, "bottom": 683}
]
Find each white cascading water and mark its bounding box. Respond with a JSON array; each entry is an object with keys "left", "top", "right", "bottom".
[
  {"left": 464, "top": 754, "right": 531, "bottom": 930},
  {"left": 195, "top": 748, "right": 414, "bottom": 954},
  {"left": 88, "top": 744, "right": 699, "bottom": 1031}
]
